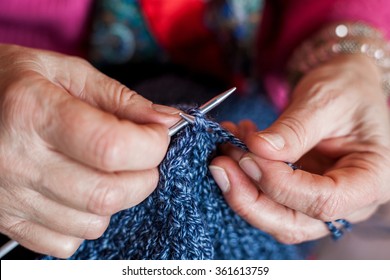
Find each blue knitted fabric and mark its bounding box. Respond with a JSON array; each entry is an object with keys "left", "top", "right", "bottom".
[{"left": 43, "top": 107, "right": 301, "bottom": 260}]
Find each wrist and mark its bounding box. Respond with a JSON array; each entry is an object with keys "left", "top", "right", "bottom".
[{"left": 288, "top": 22, "right": 390, "bottom": 97}]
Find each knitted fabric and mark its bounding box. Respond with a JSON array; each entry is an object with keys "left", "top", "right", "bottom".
[{"left": 43, "top": 107, "right": 300, "bottom": 260}]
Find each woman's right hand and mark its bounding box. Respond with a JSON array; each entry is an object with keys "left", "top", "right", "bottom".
[{"left": 0, "top": 44, "right": 180, "bottom": 258}]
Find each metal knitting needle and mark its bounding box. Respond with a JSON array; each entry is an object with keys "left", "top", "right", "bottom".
[
  {"left": 179, "top": 112, "right": 196, "bottom": 124},
  {"left": 168, "top": 87, "right": 236, "bottom": 136},
  {"left": 0, "top": 88, "right": 236, "bottom": 259},
  {"left": 0, "top": 240, "right": 18, "bottom": 259}
]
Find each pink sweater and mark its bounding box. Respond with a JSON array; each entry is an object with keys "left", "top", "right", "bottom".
[
  {"left": 258, "top": 0, "right": 390, "bottom": 109},
  {"left": 1, "top": 0, "right": 389, "bottom": 108},
  {"left": 0, "top": 0, "right": 94, "bottom": 56}
]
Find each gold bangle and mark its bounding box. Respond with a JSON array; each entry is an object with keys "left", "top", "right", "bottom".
[{"left": 288, "top": 22, "right": 390, "bottom": 96}]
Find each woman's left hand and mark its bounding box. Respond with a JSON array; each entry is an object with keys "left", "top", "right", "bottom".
[{"left": 210, "top": 54, "right": 390, "bottom": 244}]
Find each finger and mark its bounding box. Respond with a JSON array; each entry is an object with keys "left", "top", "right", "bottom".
[
  {"left": 219, "top": 121, "right": 256, "bottom": 161},
  {"left": 219, "top": 122, "right": 243, "bottom": 161},
  {"left": 83, "top": 82, "right": 181, "bottom": 126},
  {"left": 50, "top": 56, "right": 180, "bottom": 126},
  {"left": 238, "top": 152, "right": 382, "bottom": 221},
  {"left": 237, "top": 120, "right": 258, "bottom": 141},
  {"left": 4, "top": 218, "right": 83, "bottom": 259},
  {"left": 9, "top": 187, "right": 110, "bottom": 240},
  {"left": 221, "top": 121, "right": 238, "bottom": 135},
  {"left": 245, "top": 95, "right": 338, "bottom": 163},
  {"left": 35, "top": 156, "right": 159, "bottom": 216},
  {"left": 209, "top": 156, "right": 327, "bottom": 244},
  {"left": 37, "top": 82, "right": 170, "bottom": 171}
]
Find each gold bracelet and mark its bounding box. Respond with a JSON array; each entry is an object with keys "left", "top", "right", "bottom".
[{"left": 288, "top": 22, "right": 390, "bottom": 96}]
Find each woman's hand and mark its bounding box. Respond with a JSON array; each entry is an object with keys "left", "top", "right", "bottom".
[
  {"left": 0, "top": 44, "right": 180, "bottom": 258},
  {"left": 210, "top": 54, "right": 390, "bottom": 243}
]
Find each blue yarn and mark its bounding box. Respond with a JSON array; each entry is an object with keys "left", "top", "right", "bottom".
[
  {"left": 43, "top": 106, "right": 301, "bottom": 260},
  {"left": 325, "top": 219, "right": 352, "bottom": 240}
]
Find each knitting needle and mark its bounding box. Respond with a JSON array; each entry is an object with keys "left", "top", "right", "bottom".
[
  {"left": 168, "top": 87, "right": 236, "bottom": 136},
  {"left": 178, "top": 112, "right": 196, "bottom": 124},
  {"left": 0, "top": 87, "right": 236, "bottom": 259},
  {"left": 0, "top": 240, "right": 18, "bottom": 259}
]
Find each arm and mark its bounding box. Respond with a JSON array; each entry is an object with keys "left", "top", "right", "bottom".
[
  {"left": 259, "top": 0, "right": 390, "bottom": 109},
  {"left": 211, "top": 0, "right": 390, "bottom": 244}
]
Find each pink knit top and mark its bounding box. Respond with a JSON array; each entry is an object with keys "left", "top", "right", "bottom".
[
  {"left": 1, "top": 0, "right": 389, "bottom": 108},
  {"left": 258, "top": 0, "right": 390, "bottom": 109},
  {"left": 0, "top": 0, "right": 94, "bottom": 56}
]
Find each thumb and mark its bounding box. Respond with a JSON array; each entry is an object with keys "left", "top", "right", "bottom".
[
  {"left": 246, "top": 100, "right": 329, "bottom": 162},
  {"left": 39, "top": 84, "right": 171, "bottom": 172}
]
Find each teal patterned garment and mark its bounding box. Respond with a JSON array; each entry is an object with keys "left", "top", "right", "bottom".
[
  {"left": 205, "top": 0, "right": 264, "bottom": 77},
  {"left": 89, "top": 0, "right": 264, "bottom": 68},
  {"left": 89, "top": 0, "right": 163, "bottom": 64}
]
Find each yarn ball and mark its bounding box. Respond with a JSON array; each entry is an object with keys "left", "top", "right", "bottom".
[{"left": 43, "top": 108, "right": 301, "bottom": 260}]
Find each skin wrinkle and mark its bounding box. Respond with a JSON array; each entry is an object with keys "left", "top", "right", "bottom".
[
  {"left": 6, "top": 219, "right": 30, "bottom": 243},
  {"left": 277, "top": 116, "right": 308, "bottom": 158},
  {"left": 89, "top": 122, "right": 121, "bottom": 172},
  {"left": 1, "top": 145, "right": 42, "bottom": 201},
  {"left": 232, "top": 183, "right": 262, "bottom": 221},
  {"left": 260, "top": 161, "right": 295, "bottom": 204},
  {"left": 111, "top": 86, "right": 138, "bottom": 116},
  {"left": 310, "top": 189, "right": 339, "bottom": 221},
  {"left": 275, "top": 223, "right": 307, "bottom": 245},
  {"left": 86, "top": 173, "right": 120, "bottom": 216},
  {"left": 67, "top": 67, "right": 88, "bottom": 100},
  {"left": 81, "top": 215, "right": 109, "bottom": 240},
  {"left": 321, "top": 165, "right": 375, "bottom": 218},
  {"left": 23, "top": 192, "right": 45, "bottom": 225},
  {"left": 34, "top": 85, "right": 70, "bottom": 145}
]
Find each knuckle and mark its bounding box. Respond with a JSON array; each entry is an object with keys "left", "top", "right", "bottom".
[
  {"left": 262, "top": 171, "right": 292, "bottom": 203},
  {"left": 274, "top": 219, "right": 310, "bottom": 245},
  {"left": 4, "top": 219, "right": 28, "bottom": 241},
  {"left": 309, "top": 192, "right": 341, "bottom": 221},
  {"left": 278, "top": 116, "right": 308, "bottom": 156},
  {"left": 126, "top": 125, "right": 167, "bottom": 170},
  {"left": 83, "top": 216, "right": 110, "bottom": 240},
  {"left": 110, "top": 83, "right": 142, "bottom": 114},
  {"left": 117, "top": 86, "right": 138, "bottom": 106},
  {"left": 132, "top": 170, "right": 159, "bottom": 207},
  {"left": 141, "top": 168, "right": 159, "bottom": 191},
  {"left": 87, "top": 178, "right": 124, "bottom": 215},
  {"left": 229, "top": 194, "right": 261, "bottom": 225},
  {"left": 66, "top": 55, "right": 92, "bottom": 69},
  {"left": 121, "top": 169, "right": 158, "bottom": 208},
  {"left": 54, "top": 238, "right": 83, "bottom": 259},
  {"left": 274, "top": 227, "right": 308, "bottom": 245},
  {"left": 143, "top": 126, "right": 168, "bottom": 164},
  {"left": 2, "top": 77, "right": 32, "bottom": 116},
  {"left": 92, "top": 127, "right": 122, "bottom": 171},
  {"left": 233, "top": 203, "right": 254, "bottom": 222},
  {"left": 1, "top": 77, "right": 48, "bottom": 134}
]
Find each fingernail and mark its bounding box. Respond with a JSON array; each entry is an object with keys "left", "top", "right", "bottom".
[
  {"left": 209, "top": 166, "right": 230, "bottom": 193},
  {"left": 258, "top": 132, "right": 285, "bottom": 150},
  {"left": 152, "top": 104, "right": 180, "bottom": 115},
  {"left": 239, "top": 157, "right": 262, "bottom": 182}
]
